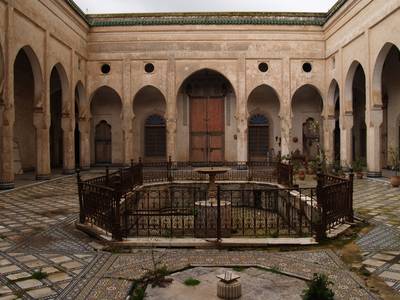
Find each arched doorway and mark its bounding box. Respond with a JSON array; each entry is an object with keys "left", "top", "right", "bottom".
[
  {"left": 302, "top": 118, "right": 320, "bottom": 160},
  {"left": 50, "top": 65, "right": 68, "bottom": 169},
  {"left": 248, "top": 114, "right": 270, "bottom": 161},
  {"left": 334, "top": 99, "right": 341, "bottom": 162},
  {"left": 328, "top": 80, "right": 341, "bottom": 163},
  {"left": 247, "top": 85, "right": 280, "bottom": 161},
  {"left": 178, "top": 69, "right": 235, "bottom": 162},
  {"left": 90, "top": 86, "right": 123, "bottom": 165},
  {"left": 74, "top": 82, "right": 85, "bottom": 167},
  {"left": 144, "top": 115, "right": 166, "bottom": 158},
  {"left": 95, "top": 120, "right": 112, "bottom": 164},
  {"left": 291, "top": 85, "right": 323, "bottom": 161},
  {"left": 375, "top": 44, "right": 400, "bottom": 168},
  {"left": 13, "top": 47, "right": 40, "bottom": 174},
  {"left": 132, "top": 86, "right": 166, "bottom": 161},
  {"left": 351, "top": 65, "right": 366, "bottom": 162}
]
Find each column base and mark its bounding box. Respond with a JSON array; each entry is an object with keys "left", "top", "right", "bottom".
[
  {"left": 36, "top": 174, "right": 51, "bottom": 181},
  {"left": 63, "top": 168, "right": 76, "bottom": 175},
  {"left": 0, "top": 181, "right": 15, "bottom": 190},
  {"left": 79, "top": 165, "right": 90, "bottom": 171},
  {"left": 367, "top": 171, "right": 382, "bottom": 178}
]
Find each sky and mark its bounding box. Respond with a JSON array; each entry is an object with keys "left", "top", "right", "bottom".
[{"left": 73, "top": 0, "right": 338, "bottom": 14}]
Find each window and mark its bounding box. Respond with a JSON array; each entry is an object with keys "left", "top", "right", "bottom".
[
  {"left": 258, "top": 62, "right": 269, "bottom": 73},
  {"left": 248, "top": 114, "right": 269, "bottom": 159},
  {"left": 145, "top": 115, "right": 166, "bottom": 157},
  {"left": 101, "top": 64, "right": 111, "bottom": 74}
]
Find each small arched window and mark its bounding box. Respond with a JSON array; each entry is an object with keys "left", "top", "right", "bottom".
[
  {"left": 145, "top": 114, "right": 166, "bottom": 157},
  {"left": 248, "top": 114, "right": 269, "bottom": 160}
]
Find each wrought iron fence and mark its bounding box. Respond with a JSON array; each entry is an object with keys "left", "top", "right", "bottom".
[
  {"left": 76, "top": 159, "right": 353, "bottom": 241},
  {"left": 122, "top": 185, "right": 317, "bottom": 239}
]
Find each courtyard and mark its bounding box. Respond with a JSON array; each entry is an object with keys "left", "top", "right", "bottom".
[{"left": 0, "top": 173, "right": 398, "bottom": 299}]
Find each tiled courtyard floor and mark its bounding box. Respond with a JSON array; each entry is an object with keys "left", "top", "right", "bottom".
[
  {"left": 353, "top": 178, "right": 400, "bottom": 294},
  {"left": 0, "top": 174, "right": 398, "bottom": 299}
]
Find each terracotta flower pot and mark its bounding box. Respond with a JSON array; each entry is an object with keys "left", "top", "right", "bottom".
[
  {"left": 390, "top": 175, "right": 400, "bottom": 187},
  {"left": 298, "top": 172, "right": 305, "bottom": 180},
  {"left": 356, "top": 172, "right": 363, "bottom": 179}
]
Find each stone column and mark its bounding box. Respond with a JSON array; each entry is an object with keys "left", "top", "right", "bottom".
[
  {"left": 34, "top": 109, "right": 51, "bottom": 180},
  {"left": 236, "top": 116, "right": 247, "bottom": 162},
  {"left": 340, "top": 113, "right": 353, "bottom": 169},
  {"left": 366, "top": 108, "right": 383, "bottom": 177},
  {"left": 280, "top": 116, "right": 291, "bottom": 157},
  {"left": 236, "top": 56, "right": 247, "bottom": 163},
  {"left": 122, "top": 109, "right": 134, "bottom": 165},
  {"left": 62, "top": 114, "right": 75, "bottom": 174},
  {"left": 0, "top": 5, "right": 15, "bottom": 189},
  {"left": 166, "top": 57, "right": 177, "bottom": 161},
  {"left": 78, "top": 117, "right": 90, "bottom": 170},
  {"left": 166, "top": 116, "right": 177, "bottom": 161},
  {"left": 0, "top": 106, "right": 15, "bottom": 189},
  {"left": 322, "top": 116, "right": 336, "bottom": 164}
]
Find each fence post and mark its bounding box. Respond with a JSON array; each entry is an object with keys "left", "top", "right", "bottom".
[
  {"left": 288, "top": 163, "right": 293, "bottom": 188},
  {"left": 247, "top": 161, "right": 253, "bottom": 181},
  {"left": 112, "top": 191, "right": 122, "bottom": 241},
  {"left": 277, "top": 162, "right": 281, "bottom": 184},
  {"left": 76, "top": 169, "right": 85, "bottom": 224},
  {"left": 217, "top": 185, "right": 221, "bottom": 242},
  {"left": 316, "top": 170, "right": 327, "bottom": 241},
  {"left": 168, "top": 155, "right": 173, "bottom": 182},
  {"left": 348, "top": 167, "right": 354, "bottom": 222},
  {"left": 138, "top": 157, "right": 144, "bottom": 185},
  {"left": 130, "top": 159, "right": 134, "bottom": 168},
  {"left": 105, "top": 166, "right": 110, "bottom": 186}
]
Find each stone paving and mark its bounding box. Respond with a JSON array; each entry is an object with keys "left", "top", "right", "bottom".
[
  {"left": 353, "top": 178, "right": 400, "bottom": 294},
  {"left": 146, "top": 266, "right": 308, "bottom": 299},
  {"left": 0, "top": 174, "right": 397, "bottom": 299}
]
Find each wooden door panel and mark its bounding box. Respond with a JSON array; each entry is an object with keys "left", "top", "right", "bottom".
[
  {"left": 207, "top": 98, "right": 224, "bottom": 131},
  {"left": 190, "top": 97, "right": 224, "bottom": 162},
  {"left": 95, "top": 142, "right": 111, "bottom": 163},
  {"left": 209, "top": 135, "right": 224, "bottom": 161},
  {"left": 190, "top": 98, "right": 207, "bottom": 132}
]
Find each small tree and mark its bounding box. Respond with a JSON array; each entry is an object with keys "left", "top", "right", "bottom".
[{"left": 302, "top": 273, "right": 334, "bottom": 300}]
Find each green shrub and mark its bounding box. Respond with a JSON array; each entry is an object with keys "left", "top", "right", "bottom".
[
  {"left": 31, "top": 269, "right": 48, "bottom": 280},
  {"left": 302, "top": 273, "right": 334, "bottom": 300},
  {"left": 184, "top": 277, "right": 200, "bottom": 286}
]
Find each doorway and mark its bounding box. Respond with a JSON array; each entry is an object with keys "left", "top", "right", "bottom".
[
  {"left": 190, "top": 97, "right": 224, "bottom": 162},
  {"left": 95, "top": 120, "right": 112, "bottom": 164}
]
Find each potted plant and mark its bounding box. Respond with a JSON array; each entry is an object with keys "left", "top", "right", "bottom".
[
  {"left": 352, "top": 158, "right": 366, "bottom": 179},
  {"left": 292, "top": 160, "right": 304, "bottom": 181},
  {"left": 388, "top": 147, "right": 400, "bottom": 187},
  {"left": 298, "top": 169, "right": 306, "bottom": 180}
]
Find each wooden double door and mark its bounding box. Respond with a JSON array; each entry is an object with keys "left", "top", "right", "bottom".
[{"left": 190, "top": 97, "right": 225, "bottom": 162}]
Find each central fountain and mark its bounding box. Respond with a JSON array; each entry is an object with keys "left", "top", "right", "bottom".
[{"left": 194, "top": 167, "right": 231, "bottom": 239}]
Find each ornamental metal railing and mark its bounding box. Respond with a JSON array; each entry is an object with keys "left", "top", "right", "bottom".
[{"left": 76, "top": 159, "right": 353, "bottom": 242}]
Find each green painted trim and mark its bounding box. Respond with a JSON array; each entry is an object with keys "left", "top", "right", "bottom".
[
  {"left": 65, "top": 0, "right": 90, "bottom": 24},
  {"left": 65, "top": 0, "right": 348, "bottom": 27}
]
